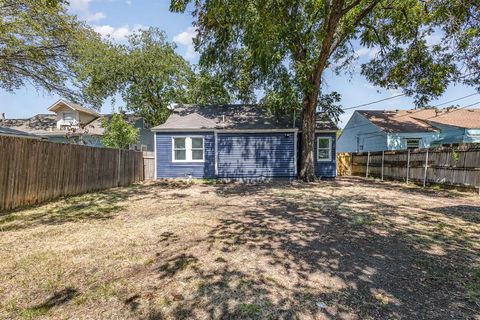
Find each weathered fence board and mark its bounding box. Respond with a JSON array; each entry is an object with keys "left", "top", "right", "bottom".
[
  {"left": 0, "top": 135, "right": 144, "bottom": 211},
  {"left": 143, "top": 151, "right": 155, "bottom": 180},
  {"left": 338, "top": 144, "right": 480, "bottom": 190}
]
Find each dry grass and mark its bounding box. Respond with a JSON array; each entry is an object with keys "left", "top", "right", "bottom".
[{"left": 0, "top": 177, "right": 479, "bottom": 319}]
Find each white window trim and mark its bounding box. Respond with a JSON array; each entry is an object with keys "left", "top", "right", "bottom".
[
  {"left": 172, "top": 136, "right": 205, "bottom": 162},
  {"left": 317, "top": 136, "right": 332, "bottom": 162}
]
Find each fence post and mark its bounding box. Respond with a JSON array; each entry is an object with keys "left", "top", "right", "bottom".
[
  {"left": 350, "top": 153, "right": 353, "bottom": 176},
  {"left": 381, "top": 151, "right": 385, "bottom": 181},
  {"left": 117, "top": 149, "right": 121, "bottom": 187},
  {"left": 366, "top": 152, "right": 370, "bottom": 178},
  {"left": 406, "top": 149, "right": 410, "bottom": 184},
  {"left": 423, "top": 149, "right": 429, "bottom": 188}
]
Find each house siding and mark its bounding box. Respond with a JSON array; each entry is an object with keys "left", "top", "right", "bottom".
[
  {"left": 155, "top": 132, "right": 215, "bottom": 179},
  {"left": 387, "top": 132, "right": 440, "bottom": 150},
  {"left": 337, "top": 112, "right": 388, "bottom": 152},
  {"left": 216, "top": 132, "right": 296, "bottom": 179},
  {"left": 315, "top": 132, "right": 337, "bottom": 178}
]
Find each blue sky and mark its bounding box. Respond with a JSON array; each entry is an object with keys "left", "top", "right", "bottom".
[{"left": 1, "top": 0, "right": 478, "bottom": 127}]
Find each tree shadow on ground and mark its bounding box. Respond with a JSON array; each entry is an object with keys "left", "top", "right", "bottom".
[
  {"left": 428, "top": 205, "right": 480, "bottom": 224},
  {"left": 22, "top": 288, "right": 78, "bottom": 317},
  {"left": 0, "top": 183, "right": 154, "bottom": 232},
  {"left": 139, "top": 178, "right": 479, "bottom": 319}
]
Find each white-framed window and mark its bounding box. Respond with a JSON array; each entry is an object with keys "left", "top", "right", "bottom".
[
  {"left": 172, "top": 136, "right": 205, "bottom": 162},
  {"left": 317, "top": 136, "right": 332, "bottom": 161},
  {"left": 406, "top": 138, "right": 421, "bottom": 149},
  {"left": 63, "top": 112, "right": 74, "bottom": 121}
]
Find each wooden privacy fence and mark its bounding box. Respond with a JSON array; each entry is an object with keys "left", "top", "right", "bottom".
[
  {"left": 0, "top": 135, "right": 144, "bottom": 211},
  {"left": 337, "top": 144, "right": 480, "bottom": 192}
]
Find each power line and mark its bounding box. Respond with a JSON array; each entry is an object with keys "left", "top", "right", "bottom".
[
  {"left": 432, "top": 92, "right": 479, "bottom": 107},
  {"left": 343, "top": 93, "right": 406, "bottom": 111},
  {"left": 340, "top": 99, "right": 480, "bottom": 139},
  {"left": 342, "top": 91, "right": 479, "bottom": 113},
  {"left": 340, "top": 92, "right": 480, "bottom": 133}
]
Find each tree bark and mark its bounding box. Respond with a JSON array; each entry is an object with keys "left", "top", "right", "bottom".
[
  {"left": 298, "top": 3, "right": 342, "bottom": 182},
  {"left": 299, "top": 91, "right": 319, "bottom": 182}
]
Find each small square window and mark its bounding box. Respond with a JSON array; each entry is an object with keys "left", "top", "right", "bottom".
[
  {"left": 174, "top": 150, "right": 186, "bottom": 160},
  {"left": 174, "top": 138, "right": 186, "bottom": 149},
  {"left": 406, "top": 138, "right": 421, "bottom": 149},
  {"left": 191, "top": 137, "right": 203, "bottom": 149},
  {"left": 317, "top": 137, "right": 332, "bottom": 161},
  {"left": 63, "top": 112, "right": 74, "bottom": 121}
]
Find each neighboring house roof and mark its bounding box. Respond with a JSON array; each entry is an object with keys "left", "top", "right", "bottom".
[
  {"left": 423, "top": 108, "right": 480, "bottom": 129},
  {"left": 48, "top": 99, "right": 101, "bottom": 117},
  {"left": 0, "top": 126, "right": 42, "bottom": 139},
  {"left": 1, "top": 114, "right": 143, "bottom": 137},
  {"left": 357, "top": 107, "right": 480, "bottom": 133},
  {"left": 358, "top": 110, "right": 438, "bottom": 133},
  {"left": 152, "top": 104, "right": 338, "bottom": 131}
]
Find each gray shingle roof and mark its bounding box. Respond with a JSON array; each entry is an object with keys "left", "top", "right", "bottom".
[
  {"left": 0, "top": 126, "right": 41, "bottom": 139},
  {"left": 152, "top": 104, "right": 338, "bottom": 131},
  {"left": 1, "top": 114, "right": 143, "bottom": 137}
]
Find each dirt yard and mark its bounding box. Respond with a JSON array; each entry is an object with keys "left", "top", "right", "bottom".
[{"left": 0, "top": 177, "right": 479, "bottom": 319}]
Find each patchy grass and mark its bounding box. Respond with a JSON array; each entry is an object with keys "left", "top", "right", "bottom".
[{"left": 0, "top": 177, "right": 479, "bottom": 319}]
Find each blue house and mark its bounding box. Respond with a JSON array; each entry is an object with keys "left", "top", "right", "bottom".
[
  {"left": 152, "top": 104, "right": 338, "bottom": 180},
  {"left": 337, "top": 108, "right": 480, "bottom": 152}
]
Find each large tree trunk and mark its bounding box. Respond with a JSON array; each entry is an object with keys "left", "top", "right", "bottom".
[{"left": 299, "top": 93, "right": 318, "bottom": 182}]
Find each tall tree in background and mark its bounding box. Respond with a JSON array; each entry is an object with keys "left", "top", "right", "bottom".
[
  {"left": 170, "top": 0, "right": 479, "bottom": 181},
  {"left": 74, "top": 27, "right": 232, "bottom": 126},
  {"left": 0, "top": 0, "right": 90, "bottom": 100}
]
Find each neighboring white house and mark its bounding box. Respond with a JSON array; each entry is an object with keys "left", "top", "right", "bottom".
[
  {"left": 0, "top": 99, "right": 155, "bottom": 151},
  {"left": 48, "top": 99, "right": 100, "bottom": 130},
  {"left": 337, "top": 108, "right": 480, "bottom": 152}
]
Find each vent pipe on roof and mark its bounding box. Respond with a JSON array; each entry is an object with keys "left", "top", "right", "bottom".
[{"left": 167, "top": 103, "right": 178, "bottom": 111}]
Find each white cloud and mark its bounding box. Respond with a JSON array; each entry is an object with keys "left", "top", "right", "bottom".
[
  {"left": 69, "top": 0, "right": 91, "bottom": 11},
  {"left": 355, "top": 47, "right": 380, "bottom": 59},
  {"left": 93, "top": 25, "right": 128, "bottom": 41},
  {"left": 173, "top": 26, "right": 198, "bottom": 60},
  {"left": 93, "top": 24, "right": 146, "bottom": 42},
  {"left": 69, "top": 0, "right": 106, "bottom": 23}
]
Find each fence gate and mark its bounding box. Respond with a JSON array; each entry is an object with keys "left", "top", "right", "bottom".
[
  {"left": 143, "top": 151, "right": 155, "bottom": 180},
  {"left": 336, "top": 153, "right": 352, "bottom": 176}
]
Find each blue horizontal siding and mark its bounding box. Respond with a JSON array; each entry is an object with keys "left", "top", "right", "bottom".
[
  {"left": 315, "top": 132, "right": 337, "bottom": 178},
  {"left": 217, "top": 133, "right": 295, "bottom": 178},
  {"left": 156, "top": 132, "right": 215, "bottom": 178}
]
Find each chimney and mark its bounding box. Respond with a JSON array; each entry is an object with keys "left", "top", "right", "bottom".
[{"left": 0, "top": 112, "right": 5, "bottom": 121}]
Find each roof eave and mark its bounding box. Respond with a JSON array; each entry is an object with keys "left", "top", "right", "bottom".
[{"left": 151, "top": 128, "right": 300, "bottom": 132}]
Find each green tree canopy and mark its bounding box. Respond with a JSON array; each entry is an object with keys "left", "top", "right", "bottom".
[
  {"left": 0, "top": 0, "right": 92, "bottom": 100},
  {"left": 74, "top": 27, "right": 232, "bottom": 126},
  {"left": 170, "top": 0, "right": 479, "bottom": 181},
  {"left": 101, "top": 113, "right": 140, "bottom": 149}
]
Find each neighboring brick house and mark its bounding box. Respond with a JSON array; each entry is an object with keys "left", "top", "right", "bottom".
[{"left": 0, "top": 99, "right": 154, "bottom": 151}]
